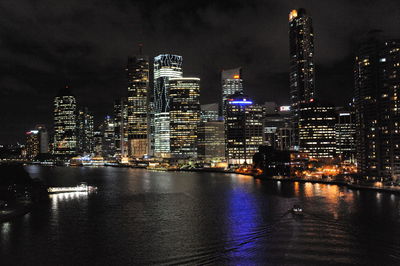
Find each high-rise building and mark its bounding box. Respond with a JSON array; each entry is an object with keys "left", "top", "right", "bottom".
[
  {"left": 289, "top": 8, "right": 315, "bottom": 148},
  {"left": 354, "top": 36, "right": 400, "bottom": 179},
  {"left": 126, "top": 55, "right": 150, "bottom": 158},
  {"left": 221, "top": 67, "right": 243, "bottom": 117},
  {"left": 335, "top": 109, "right": 356, "bottom": 163},
  {"left": 76, "top": 107, "right": 94, "bottom": 155},
  {"left": 200, "top": 103, "right": 219, "bottom": 122},
  {"left": 113, "top": 98, "right": 128, "bottom": 157},
  {"left": 225, "top": 94, "right": 264, "bottom": 165},
  {"left": 298, "top": 100, "right": 336, "bottom": 159},
  {"left": 34, "top": 124, "right": 49, "bottom": 154},
  {"left": 197, "top": 121, "right": 225, "bottom": 163},
  {"left": 153, "top": 54, "right": 183, "bottom": 157},
  {"left": 100, "top": 116, "right": 115, "bottom": 159},
  {"left": 53, "top": 86, "right": 77, "bottom": 156},
  {"left": 169, "top": 78, "right": 201, "bottom": 160},
  {"left": 25, "top": 130, "right": 40, "bottom": 159},
  {"left": 263, "top": 105, "right": 294, "bottom": 151}
]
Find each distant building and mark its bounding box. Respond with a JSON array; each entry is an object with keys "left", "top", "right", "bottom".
[
  {"left": 126, "top": 55, "right": 150, "bottom": 158},
  {"left": 200, "top": 103, "right": 219, "bottom": 122},
  {"left": 53, "top": 86, "right": 77, "bottom": 156},
  {"left": 221, "top": 67, "right": 243, "bottom": 117},
  {"left": 225, "top": 94, "right": 264, "bottom": 165},
  {"left": 354, "top": 36, "right": 400, "bottom": 179},
  {"left": 335, "top": 108, "right": 356, "bottom": 163},
  {"left": 100, "top": 116, "right": 115, "bottom": 159},
  {"left": 169, "top": 78, "right": 201, "bottom": 160},
  {"left": 114, "top": 98, "right": 128, "bottom": 157},
  {"left": 93, "top": 129, "right": 102, "bottom": 156},
  {"left": 197, "top": 121, "right": 225, "bottom": 163},
  {"left": 76, "top": 108, "right": 94, "bottom": 156},
  {"left": 153, "top": 54, "right": 183, "bottom": 157},
  {"left": 35, "top": 124, "right": 49, "bottom": 154},
  {"left": 263, "top": 104, "right": 293, "bottom": 151},
  {"left": 25, "top": 130, "right": 40, "bottom": 159},
  {"left": 289, "top": 8, "right": 315, "bottom": 148},
  {"left": 299, "top": 100, "right": 336, "bottom": 159}
]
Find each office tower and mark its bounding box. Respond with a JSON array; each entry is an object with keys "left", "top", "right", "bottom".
[
  {"left": 76, "top": 108, "right": 94, "bottom": 155},
  {"left": 225, "top": 94, "right": 264, "bottom": 165},
  {"left": 53, "top": 86, "right": 77, "bottom": 156},
  {"left": 153, "top": 54, "right": 183, "bottom": 157},
  {"left": 197, "top": 121, "right": 225, "bottom": 163},
  {"left": 25, "top": 130, "right": 40, "bottom": 159},
  {"left": 200, "top": 103, "right": 219, "bottom": 122},
  {"left": 169, "top": 78, "right": 201, "bottom": 160},
  {"left": 34, "top": 124, "right": 49, "bottom": 154},
  {"left": 221, "top": 67, "right": 243, "bottom": 117},
  {"left": 354, "top": 36, "right": 400, "bottom": 178},
  {"left": 126, "top": 55, "right": 150, "bottom": 158},
  {"left": 100, "top": 116, "right": 115, "bottom": 159},
  {"left": 113, "top": 98, "right": 128, "bottom": 157},
  {"left": 289, "top": 8, "right": 315, "bottom": 148},
  {"left": 263, "top": 105, "right": 294, "bottom": 151},
  {"left": 93, "top": 128, "right": 102, "bottom": 156},
  {"left": 335, "top": 108, "right": 356, "bottom": 163},
  {"left": 298, "top": 100, "right": 336, "bottom": 159}
]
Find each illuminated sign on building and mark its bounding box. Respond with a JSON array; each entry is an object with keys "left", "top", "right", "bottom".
[{"left": 279, "top": 106, "right": 291, "bottom": 111}]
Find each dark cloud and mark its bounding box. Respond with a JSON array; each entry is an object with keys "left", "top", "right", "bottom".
[{"left": 0, "top": 0, "right": 400, "bottom": 143}]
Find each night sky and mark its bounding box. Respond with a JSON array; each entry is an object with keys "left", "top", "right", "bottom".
[{"left": 1, "top": 0, "right": 399, "bottom": 144}]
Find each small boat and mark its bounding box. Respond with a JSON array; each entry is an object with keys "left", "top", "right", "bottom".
[{"left": 291, "top": 204, "right": 303, "bottom": 214}]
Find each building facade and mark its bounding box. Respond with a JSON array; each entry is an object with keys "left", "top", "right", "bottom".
[
  {"left": 289, "top": 8, "right": 315, "bottom": 149},
  {"left": 53, "top": 86, "right": 77, "bottom": 156},
  {"left": 169, "top": 78, "right": 201, "bottom": 160},
  {"left": 221, "top": 67, "right": 243, "bottom": 117},
  {"left": 76, "top": 108, "right": 94, "bottom": 156},
  {"left": 153, "top": 54, "right": 183, "bottom": 157},
  {"left": 335, "top": 109, "right": 356, "bottom": 163},
  {"left": 25, "top": 130, "right": 40, "bottom": 159},
  {"left": 298, "top": 101, "right": 336, "bottom": 159},
  {"left": 354, "top": 37, "right": 400, "bottom": 179},
  {"left": 126, "top": 56, "right": 150, "bottom": 158},
  {"left": 113, "top": 98, "right": 128, "bottom": 157},
  {"left": 225, "top": 94, "right": 264, "bottom": 165},
  {"left": 197, "top": 121, "right": 225, "bottom": 163}
]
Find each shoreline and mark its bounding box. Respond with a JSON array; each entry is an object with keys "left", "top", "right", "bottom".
[{"left": 177, "top": 168, "right": 400, "bottom": 195}]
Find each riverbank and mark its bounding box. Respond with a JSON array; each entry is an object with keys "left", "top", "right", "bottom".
[
  {"left": 178, "top": 168, "right": 400, "bottom": 195},
  {"left": 0, "top": 201, "right": 32, "bottom": 224}
]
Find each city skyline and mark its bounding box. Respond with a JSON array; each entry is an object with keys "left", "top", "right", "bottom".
[{"left": 1, "top": 1, "right": 400, "bottom": 143}]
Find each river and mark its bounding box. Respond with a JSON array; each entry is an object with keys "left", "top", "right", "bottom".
[{"left": 1, "top": 166, "right": 400, "bottom": 265}]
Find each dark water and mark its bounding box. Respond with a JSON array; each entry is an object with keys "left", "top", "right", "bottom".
[{"left": 1, "top": 166, "right": 400, "bottom": 265}]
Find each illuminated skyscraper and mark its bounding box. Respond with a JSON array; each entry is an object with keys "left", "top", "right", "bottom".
[
  {"left": 289, "top": 8, "right": 315, "bottom": 148},
  {"left": 169, "top": 78, "right": 201, "bottom": 160},
  {"left": 221, "top": 67, "right": 243, "bottom": 117},
  {"left": 114, "top": 98, "right": 128, "bottom": 157},
  {"left": 53, "top": 86, "right": 77, "bottom": 156},
  {"left": 335, "top": 108, "right": 356, "bottom": 163},
  {"left": 100, "top": 115, "right": 115, "bottom": 159},
  {"left": 200, "top": 103, "right": 219, "bottom": 122},
  {"left": 197, "top": 121, "right": 225, "bottom": 163},
  {"left": 225, "top": 94, "right": 264, "bottom": 165},
  {"left": 126, "top": 55, "right": 149, "bottom": 158},
  {"left": 25, "top": 130, "right": 40, "bottom": 159},
  {"left": 77, "top": 107, "right": 94, "bottom": 155},
  {"left": 153, "top": 54, "right": 183, "bottom": 157},
  {"left": 298, "top": 101, "right": 336, "bottom": 159},
  {"left": 354, "top": 36, "right": 400, "bottom": 178},
  {"left": 35, "top": 125, "right": 49, "bottom": 154}
]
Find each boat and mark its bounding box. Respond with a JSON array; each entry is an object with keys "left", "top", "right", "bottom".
[
  {"left": 291, "top": 204, "right": 303, "bottom": 214},
  {"left": 48, "top": 182, "right": 97, "bottom": 194}
]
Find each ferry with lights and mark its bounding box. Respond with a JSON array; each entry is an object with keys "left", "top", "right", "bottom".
[{"left": 47, "top": 182, "right": 97, "bottom": 194}]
